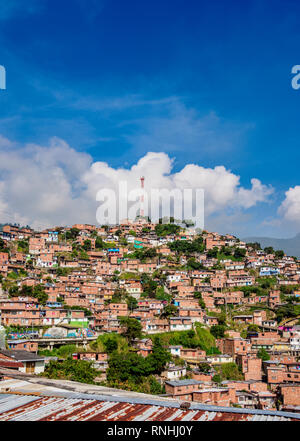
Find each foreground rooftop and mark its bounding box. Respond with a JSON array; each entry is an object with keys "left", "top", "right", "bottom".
[{"left": 0, "top": 374, "right": 299, "bottom": 421}]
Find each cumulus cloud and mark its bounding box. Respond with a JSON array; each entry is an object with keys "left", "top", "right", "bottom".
[
  {"left": 0, "top": 136, "right": 273, "bottom": 230},
  {"left": 278, "top": 186, "right": 300, "bottom": 223}
]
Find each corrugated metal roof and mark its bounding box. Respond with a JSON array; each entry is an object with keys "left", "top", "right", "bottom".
[
  {"left": 165, "top": 379, "right": 202, "bottom": 386},
  {"left": 0, "top": 394, "right": 39, "bottom": 414},
  {"left": 0, "top": 391, "right": 298, "bottom": 421},
  {"left": 0, "top": 349, "right": 45, "bottom": 362},
  {"left": 0, "top": 376, "right": 299, "bottom": 422},
  {"left": 0, "top": 360, "right": 24, "bottom": 368}
]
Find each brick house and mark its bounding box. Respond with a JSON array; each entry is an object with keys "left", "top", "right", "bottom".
[
  {"left": 169, "top": 317, "right": 192, "bottom": 331},
  {"left": 279, "top": 384, "right": 300, "bottom": 407},
  {"left": 192, "top": 387, "right": 236, "bottom": 406},
  {"left": 7, "top": 340, "right": 38, "bottom": 353},
  {"left": 165, "top": 379, "right": 203, "bottom": 400},
  {"left": 236, "top": 354, "right": 262, "bottom": 381},
  {"left": 180, "top": 348, "right": 206, "bottom": 363},
  {"left": 204, "top": 315, "right": 218, "bottom": 326},
  {"left": 217, "top": 338, "right": 251, "bottom": 359}
]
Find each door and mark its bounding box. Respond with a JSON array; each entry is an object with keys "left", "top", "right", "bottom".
[{"left": 26, "top": 362, "right": 35, "bottom": 374}]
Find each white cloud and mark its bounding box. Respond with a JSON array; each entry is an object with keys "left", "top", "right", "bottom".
[
  {"left": 236, "top": 178, "right": 274, "bottom": 209},
  {"left": 278, "top": 186, "right": 300, "bottom": 223},
  {"left": 71, "top": 95, "right": 178, "bottom": 112},
  {"left": 0, "top": 136, "right": 273, "bottom": 230}
]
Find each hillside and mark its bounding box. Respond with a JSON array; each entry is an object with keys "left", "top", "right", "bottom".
[{"left": 243, "top": 233, "right": 300, "bottom": 258}]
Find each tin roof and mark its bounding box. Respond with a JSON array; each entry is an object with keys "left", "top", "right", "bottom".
[
  {"left": 165, "top": 380, "right": 203, "bottom": 386},
  {"left": 0, "top": 350, "right": 44, "bottom": 362},
  {"left": 0, "top": 361, "right": 24, "bottom": 369},
  {"left": 7, "top": 340, "right": 34, "bottom": 344},
  {"left": 0, "top": 379, "right": 299, "bottom": 421}
]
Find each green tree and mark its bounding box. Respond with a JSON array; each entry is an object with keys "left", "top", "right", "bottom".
[
  {"left": 133, "top": 248, "right": 157, "bottom": 261},
  {"left": 79, "top": 250, "right": 90, "bottom": 261},
  {"left": 215, "top": 362, "right": 243, "bottom": 381},
  {"left": 66, "top": 228, "right": 80, "bottom": 240},
  {"left": 56, "top": 344, "right": 77, "bottom": 358},
  {"left": 212, "top": 374, "right": 222, "bottom": 383},
  {"left": 220, "top": 246, "right": 233, "bottom": 256},
  {"left": 149, "top": 376, "right": 163, "bottom": 394},
  {"left": 83, "top": 239, "right": 92, "bottom": 251},
  {"left": 275, "top": 303, "right": 300, "bottom": 323},
  {"left": 146, "top": 336, "right": 171, "bottom": 374},
  {"left": 264, "top": 246, "right": 275, "bottom": 255},
  {"left": 155, "top": 286, "right": 171, "bottom": 302},
  {"left": 17, "top": 240, "right": 29, "bottom": 254},
  {"left": 275, "top": 250, "right": 284, "bottom": 259},
  {"left": 160, "top": 304, "right": 178, "bottom": 318},
  {"left": 19, "top": 285, "right": 33, "bottom": 297},
  {"left": 33, "top": 284, "right": 48, "bottom": 305},
  {"left": 210, "top": 325, "right": 226, "bottom": 339},
  {"left": 8, "top": 285, "right": 19, "bottom": 297},
  {"left": 198, "top": 362, "right": 211, "bottom": 373},
  {"left": 127, "top": 296, "right": 138, "bottom": 311},
  {"left": 207, "top": 247, "right": 218, "bottom": 258},
  {"left": 217, "top": 311, "right": 227, "bottom": 326},
  {"left": 234, "top": 248, "right": 246, "bottom": 259},
  {"left": 56, "top": 267, "right": 71, "bottom": 277},
  {"left": 194, "top": 291, "right": 206, "bottom": 308},
  {"left": 0, "top": 239, "right": 9, "bottom": 253},
  {"left": 119, "top": 317, "right": 142, "bottom": 342},
  {"left": 187, "top": 258, "right": 204, "bottom": 270},
  {"left": 43, "top": 358, "right": 97, "bottom": 384},
  {"left": 95, "top": 237, "right": 105, "bottom": 250},
  {"left": 246, "top": 242, "right": 261, "bottom": 251},
  {"left": 257, "top": 348, "right": 270, "bottom": 361},
  {"left": 107, "top": 352, "right": 148, "bottom": 383},
  {"left": 142, "top": 279, "right": 158, "bottom": 298},
  {"left": 170, "top": 238, "right": 204, "bottom": 255},
  {"left": 155, "top": 224, "right": 180, "bottom": 237},
  {"left": 103, "top": 337, "right": 119, "bottom": 354},
  {"left": 247, "top": 324, "right": 260, "bottom": 333}
]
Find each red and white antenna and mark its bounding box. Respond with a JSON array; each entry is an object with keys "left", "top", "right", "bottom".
[{"left": 140, "top": 176, "right": 145, "bottom": 217}]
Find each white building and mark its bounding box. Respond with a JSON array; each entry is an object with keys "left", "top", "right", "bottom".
[{"left": 0, "top": 349, "right": 45, "bottom": 374}]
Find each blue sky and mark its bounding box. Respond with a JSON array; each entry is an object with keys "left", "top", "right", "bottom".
[{"left": 0, "top": 0, "right": 300, "bottom": 236}]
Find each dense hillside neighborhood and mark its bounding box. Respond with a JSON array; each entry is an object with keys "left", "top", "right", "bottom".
[{"left": 0, "top": 220, "right": 300, "bottom": 413}]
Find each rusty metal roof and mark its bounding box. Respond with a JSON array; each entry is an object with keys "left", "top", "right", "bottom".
[
  {"left": 0, "top": 389, "right": 299, "bottom": 421},
  {"left": 0, "top": 360, "right": 24, "bottom": 369},
  {"left": 0, "top": 374, "right": 299, "bottom": 422}
]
